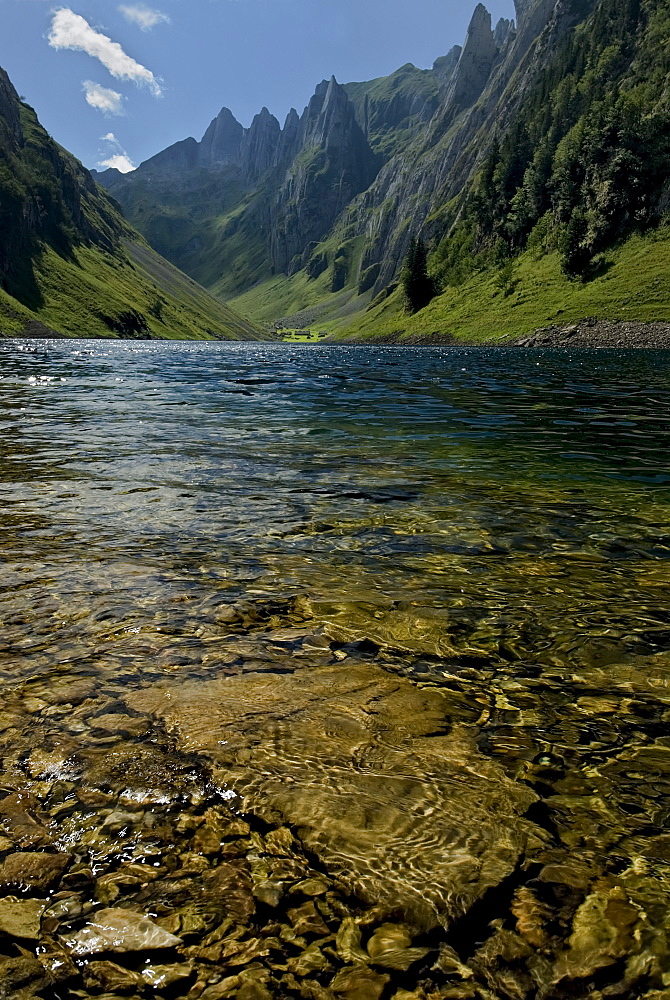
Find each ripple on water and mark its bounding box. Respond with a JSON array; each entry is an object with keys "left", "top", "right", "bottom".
[{"left": 0, "top": 341, "right": 669, "bottom": 998}]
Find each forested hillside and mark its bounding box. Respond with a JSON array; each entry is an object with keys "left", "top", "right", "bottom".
[
  {"left": 349, "top": 0, "right": 670, "bottom": 341},
  {"left": 0, "top": 67, "right": 262, "bottom": 340},
  {"left": 434, "top": 0, "right": 670, "bottom": 285}
]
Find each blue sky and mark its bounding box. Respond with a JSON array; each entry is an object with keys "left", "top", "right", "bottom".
[{"left": 1, "top": 0, "right": 515, "bottom": 172}]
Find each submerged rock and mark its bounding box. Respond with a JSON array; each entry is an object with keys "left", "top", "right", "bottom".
[
  {"left": 0, "top": 852, "right": 71, "bottom": 894},
  {"left": 0, "top": 896, "right": 45, "bottom": 939},
  {"left": 330, "top": 964, "right": 390, "bottom": 999},
  {"left": 129, "top": 662, "right": 538, "bottom": 929},
  {"left": 0, "top": 955, "right": 53, "bottom": 998},
  {"left": 366, "top": 923, "right": 430, "bottom": 970},
  {"left": 141, "top": 963, "right": 195, "bottom": 988},
  {"left": 66, "top": 907, "right": 183, "bottom": 955},
  {"left": 0, "top": 792, "right": 55, "bottom": 849},
  {"left": 82, "top": 960, "right": 145, "bottom": 991}
]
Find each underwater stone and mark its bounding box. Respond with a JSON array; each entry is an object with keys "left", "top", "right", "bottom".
[
  {"left": 366, "top": 923, "right": 430, "bottom": 971},
  {"left": 82, "top": 960, "right": 145, "bottom": 991},
  {"left": 0, "top": 792, "right": 55, "bottom": 849},
  {"left": 66, "top": 907, "right": 183, "bottom": 955},
  {"left": 0, "top": 852, "right": 71, "bottom": 894},
  {"left": 0, "top": 897, "right": 45, "bottom": 939},
  {"left": 335, "top": 917, "right": 368, "bottom": 965},
  {"left": 129, "top": 662, "right": 539, "bottom": 930},
  {"left": 330, "top": 964, "right": 390, "bottom": 999},
  {"left": 141, "top": 963, "right": 195, "bottom": 988}
]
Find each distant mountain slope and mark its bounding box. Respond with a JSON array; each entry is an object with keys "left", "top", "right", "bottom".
[
  {"left": 0, "top": 66, "right": 262, "bottom": 340},
  {"left": 341, "top": 0, "right": 670, "bottom": 341},
  {"left": 92, "top": 1, "right": 532, "bottom": 305},
  {"left": 96, "top": 0, "right": 670, "bottom": 342}
]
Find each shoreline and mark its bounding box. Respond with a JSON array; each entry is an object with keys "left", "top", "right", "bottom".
[
  {"left": 3, "top": 318, "right": 670, "bottom": 347},
  {"left": 366, "top": 319, "right": 670, "bottom": 348},
  {"left": 507, "top": 318, "right": 670, "bottom": 348}
]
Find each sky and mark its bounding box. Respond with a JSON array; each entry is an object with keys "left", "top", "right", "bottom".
[{"left": 0, "top": 0, "right": 516, "bottom": 173}]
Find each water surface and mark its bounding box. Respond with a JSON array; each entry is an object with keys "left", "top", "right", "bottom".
[{"left": 1, "top": 341, "right": 669, "bottom": 999}]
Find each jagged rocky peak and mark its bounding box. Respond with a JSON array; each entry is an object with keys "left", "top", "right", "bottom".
[
  {"left": 199, "top": 106, "right": 243, "bottom": 167},
  {"left": 302, "top": 76, "right": 362, "bottom": 150},
  {"left": 275, "top": 107, "right": 301, "bottom": 165},
  {"left": 283, "top": 107, "right": 300, "bottom": 133},
  {"left": 444, "top": 4, "right": 498, "bottom": 113},
  {"left": 433, "top": 46, "right": 463, "bottom": 89},
  {"left": 142, "top": 136, "right": 200, "bottom": 177},
  {"left": 318, "top": 77, "right": 354, "bottom": 148},
  {"left": 494, "top": 17, "right": 516, "bottom": 47},
  {"left": 300, "top": 78, "right": 332, "bottom": 138},
  {"left": 239, "top": 106, "right": 281, "bottom": 178}
]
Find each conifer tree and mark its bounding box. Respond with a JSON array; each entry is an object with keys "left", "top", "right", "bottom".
[
  {"left": 401, "top": 236, "right": 436, "bottom": 314},
  {"left": 560, "top": 211, "right": 592, "bottom": 278}
]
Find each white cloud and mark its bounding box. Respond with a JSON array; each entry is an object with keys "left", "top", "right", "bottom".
[
  {"left": 48, "top": 8, "right": 162, "bottom": 96},
  {"left": 99, "top": 153, "right": 135, "bottom": 173},
  {"left": 119, "top": 4, "right": 170, "bottom": 31},
  {"left": 83, "top": 80, "right": 124, "bottom": 116},
  {"left": 98, "top": 132, "right": 135, "bottom": 173}
]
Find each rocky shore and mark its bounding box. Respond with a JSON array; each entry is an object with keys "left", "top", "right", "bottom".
[
  {"left": 366, "top": 320, "right": 670, "bottom": 348},
  {"left": 508, "top": 319, "right": 670, "bottom": 348}
]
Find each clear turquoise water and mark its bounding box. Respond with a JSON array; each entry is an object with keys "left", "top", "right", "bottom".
[
  {"left": 1, "top": 341, "right": 670, "bottom": 997},
  {"left": 1, "top": 342, "right": 669, "bottom": 671}
]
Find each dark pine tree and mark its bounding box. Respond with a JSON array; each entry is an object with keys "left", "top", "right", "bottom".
[
  {"left": 401, "top": 236, "right": 436, "bottom": 313},
  {"left": 560, "top": 210, "right": 592, "bottom": 278}
]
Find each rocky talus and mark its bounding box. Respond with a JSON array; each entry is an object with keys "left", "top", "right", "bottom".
[{"left": 509, "top": 320, "right": 670, "bottom": 348}]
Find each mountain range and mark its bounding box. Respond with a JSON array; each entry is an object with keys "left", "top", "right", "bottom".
[
  {"left": 2, "top": 0, "right": 669, "bottom": 342},
  {"left": 93, "top": 0, "right": 670, "bottom": 342},
  {"left": 94, "top": 3, "right": 526, "bottom": 309}
]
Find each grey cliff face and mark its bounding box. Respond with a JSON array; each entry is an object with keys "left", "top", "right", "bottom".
[
  {"left": 494, "top": 17, "right": 516, "bottom": 47},
  {"left": 304, "top": 77, "right": 359, "bottom": 150},
  {"left": 240, "top": 107, "right": 281, "bottom": 179},
  {"left": 432, "top": 47, "right": 462, "bottom": 90},
  {"left": 199, "top": 107, "right": 244, "bottom": 168},
  {"left": 0, "top": 68, "right": 22, "bottom": 147},
  {"left": 274, "top": 108, "right": 301, "bottom": 166},
  {"left": 514, "top": 0, "right": 538, "bottom": 24},
  {"left": 441, "top": 5, "right": 498, "bottom": 121},
  {"left": 270, "top": 77, "right": 379, "bottom": 275}
]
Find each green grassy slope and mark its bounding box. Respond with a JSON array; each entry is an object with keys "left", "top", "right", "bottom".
[
  {"left": 0, "top": 239, "right": 262, "bottom": 341},
  {"left": 0, "top": 68, "right": 262, "bottom": 340},
  {"left": 101, "top": 167, "right": 274, "bottom": 301},
  {"left": 334, "top": 226, "right": 670, "bottom": 342},
  {"left": 229, "top": 232, "right": 375, "bottom": 334}
]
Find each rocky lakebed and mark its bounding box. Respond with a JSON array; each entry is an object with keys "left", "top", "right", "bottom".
[{"left": 1, "top": 593, "right": 670, "bottom": 1000}]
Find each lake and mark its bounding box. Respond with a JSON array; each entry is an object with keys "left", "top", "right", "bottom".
[{"left": 1, "top": 340, "right": 669, "bottom": 999}]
